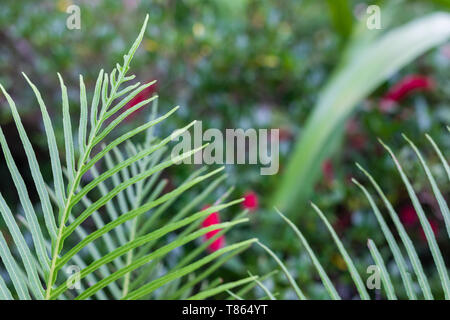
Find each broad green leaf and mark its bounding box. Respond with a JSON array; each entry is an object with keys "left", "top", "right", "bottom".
[
  {"left": 274, "top": 12, "right": 450, "bottom": 214},
  {"left": 326, "top": 0, "right": 353, "bottom": 39}
]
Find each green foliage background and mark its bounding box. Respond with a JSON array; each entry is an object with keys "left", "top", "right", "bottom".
[{"left": 0, "top": 0, "right": 449, "bottom": 299}]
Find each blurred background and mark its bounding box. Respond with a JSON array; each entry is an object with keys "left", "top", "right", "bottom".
[{"left": 0, "top": 0, "right": 449, "bottom": 299}]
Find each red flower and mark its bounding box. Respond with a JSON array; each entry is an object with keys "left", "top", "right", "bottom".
[
  {"left": 380, "top": 75, "right": 434, "bottom": 112},
  {"left": 419, "top": 219, "right": 440, "bottom": 242},
  {"left": 201, "top": 206, "right": 225, "bottom": 252},
  {"left": 123, "top": 81, "right": 157, "bottom": 121},
  {"left": 242, "top": 191, "right": 258, "bottom": 211},
  {"left": 321, "top": 159, "right": 334, "bottom": 185},
  {"left": 400, "top": 205, "right": 418, "bottom": 227},
  {"left": 335, "top": 212, "right": 352, "bottom": 231}
]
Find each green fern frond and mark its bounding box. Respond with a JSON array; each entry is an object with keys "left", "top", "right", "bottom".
[
  {"left": 0, "top": 14, "right": 250, "bottom": 300},
  {"left": 256, "top": 132, "right": 449, "bottom": 300}
]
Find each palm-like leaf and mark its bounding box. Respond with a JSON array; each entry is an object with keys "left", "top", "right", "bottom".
[
  {"left": 0, "top": 15, "right": 255, "bottom": 300},
  {"left": 256, "top": 133, "right": 449, "bottom": 300}
]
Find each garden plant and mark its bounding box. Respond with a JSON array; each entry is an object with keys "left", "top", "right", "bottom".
[{"left": 0, "top": 1, "right": 449, "bottom": 301}]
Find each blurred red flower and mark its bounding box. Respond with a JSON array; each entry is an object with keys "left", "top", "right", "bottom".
[
  {"left": 400, "top": 204, "right": 418, "bottom": 227},
  {"left": 321, "top": 159, "right": 334, "bottom": 185},
  {"left": 419, "top": 219, "right": 440, "bottom": 242},
  {"left": 123, "top": 81, "right": 157, "bottom": 121},
  {"left": 242, "top": 191, "right": 258, "bottom": 211},
  {"left": 380, "top": 75, "right": 434, "bottom": 112},
  {"left": 335, "top": 211, "right": 352, "bottom": 231},
  {"left": 201, "top": 206, "right": 225, "bottom": 252}
]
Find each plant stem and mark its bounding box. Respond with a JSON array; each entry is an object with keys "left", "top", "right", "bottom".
[{"left": 45, "top": 71, "right": 125, "bottom": 299}]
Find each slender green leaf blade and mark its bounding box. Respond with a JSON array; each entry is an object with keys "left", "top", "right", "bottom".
[
  {"left": 122, "top": 239, "right": 257, "bottom": 300},
  {"left": 0, "top": 232, "right": 31, "bottom": 300},
  {"left": 0, "top": 274, "right": 12, "bottom": 300},
  {"left": 22, "top": 73, "right": 66, "bottom": 208},
  {"left": 275, "top": 208, "right": 341, "bottom": 300},
  {"left": 425, "top": 133, "right": 450, "bottom": 181},
  {"left": 0, "top": 127, "right": 50, "bottom": 275},
  {"left": 380, "top": 139, "right": 450, "bottom": 298},
  {"left": 78, "top": 75, "right": 88, "bottom": 161},
  {"left": 0, "top": 193, "right": 44, "bottom": 299},
  {"left": 188, "top": 276, "right": 258, "bottom": 300},
  {"left": 356, "top": 162, "right": 433, "bottom": 299},
  {"left": 367, "top": 239, "right": 397, "bottom": 300},
  {"left": 257, "top": 241, "right": 306, "bottom": 300},
  {"left": 0, "top": 84, "right": 57, "bottom": 240},
  {"left": 353, "top": 178, "right": 416, "bottom": 299},
  {"left": 311, "top": 203, "right": 370, "bottom": 300},
  {"left": 58, "top": 73, "right": 76, "bottom": 184},
  {"left": 403, "top": 134, "right": 450, "bottom": 238}
]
